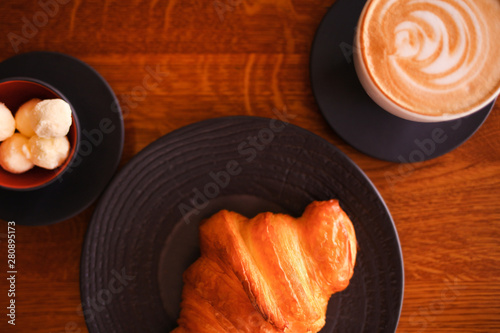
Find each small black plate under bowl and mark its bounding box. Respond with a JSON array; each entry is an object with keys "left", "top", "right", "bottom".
[
  {"left": 81, "top": 116, "right": 403, "bottom": 333},
  {"left": 0, "top": 52, "right": 124, "bottom": 225},
  {"left": 310, "top": 0, "right": 495, "bottom": 163}
]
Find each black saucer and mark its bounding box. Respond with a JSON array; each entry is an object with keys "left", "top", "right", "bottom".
[
  {"left": 0, "top": 52, "right": 124, "bottom": 226},
  {"left": 310, "top": 0, "right": 495, "bottom": 162}
]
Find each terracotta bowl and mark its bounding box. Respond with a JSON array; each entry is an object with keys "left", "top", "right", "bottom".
[{"left": 0, "top": 78, "right": 79, "bottom": 190}]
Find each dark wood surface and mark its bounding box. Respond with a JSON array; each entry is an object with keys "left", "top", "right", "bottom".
[{"left": 0, "top": 0, "right": 499, "bottom": 332}]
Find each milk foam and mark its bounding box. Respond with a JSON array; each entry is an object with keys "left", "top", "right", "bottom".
[{"left": 359, "top": 0, "right": 500, "bottom": 115}]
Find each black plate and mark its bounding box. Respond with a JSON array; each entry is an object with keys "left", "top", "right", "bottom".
[
  {"left": 0, "top": 52, "right": 124, "bottom": 225},
  {"left": 81, "top": 116, "right": 403, "bottom": 333},
  {"left": 310, "top": 0, "right": 495, "bottom": 162}
]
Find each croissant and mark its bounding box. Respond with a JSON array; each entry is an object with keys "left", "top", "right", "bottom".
[{"left": 171, "top": 200, "right": 357, "bottom": 333}]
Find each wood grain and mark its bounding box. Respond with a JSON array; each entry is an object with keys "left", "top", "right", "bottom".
[{"left": 0, "top": 0, "right": 499, "bottom": 332}]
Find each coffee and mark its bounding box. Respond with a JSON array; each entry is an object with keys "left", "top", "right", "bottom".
[{"left": 354, "top": 0, "right": 500, "bottom": 121}]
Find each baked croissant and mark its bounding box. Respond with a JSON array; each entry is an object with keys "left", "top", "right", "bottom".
[{"left": 171, "top": 200, "right": 357, "bottom": 333}]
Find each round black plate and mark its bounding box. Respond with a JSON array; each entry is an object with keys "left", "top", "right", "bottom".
[
  {"left": 310, "top": 0, "right": 495, "bottom": 162},
  {"left": 0, "top": 52, "right": 124, "bottom": 225},
  {"left": 81, "top": 116, "right": 403, "bottom": 333}
]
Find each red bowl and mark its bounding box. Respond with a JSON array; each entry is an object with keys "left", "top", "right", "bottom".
[{"left": 0, "top": 78, "right": 79, "bottom": 190}]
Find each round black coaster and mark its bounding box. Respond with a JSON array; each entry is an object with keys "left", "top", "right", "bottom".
[{"left": 0, "top": 51, "right": 124, "bottom": 225}]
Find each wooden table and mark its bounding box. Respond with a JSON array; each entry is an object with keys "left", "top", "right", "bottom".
[{"left": 0, "top": 0, "right": 499, "bottom": 332}]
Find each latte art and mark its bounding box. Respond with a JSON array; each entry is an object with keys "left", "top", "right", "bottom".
[
  {"left": 357, "top": 0, "right": 500, "bottom": 117},
  {"left": 388, "top": 0, "right": 486, "bottom": 88}
]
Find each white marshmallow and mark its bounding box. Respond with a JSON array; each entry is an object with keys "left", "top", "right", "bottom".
[
  {"left": 0, "top": 133, "right": 34, "bottom": 174},
  {"left": 32, "top": 99, "right": 72, "bottom": 138},
  {"left": 29, "top": 135, "right": 70, "bottom": 170},
  {"left": 0, "top": 103, "right": 15, "bottom": 141},
  {"left": 15, "top": 98, "right": 41, "bottom": 137}
]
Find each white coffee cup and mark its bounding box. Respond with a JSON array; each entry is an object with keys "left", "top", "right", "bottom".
[{"left": 353, "top": 0, "right": 500, "bottom": 123}]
